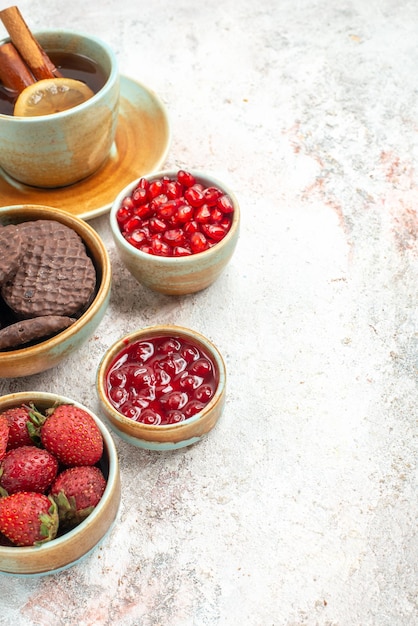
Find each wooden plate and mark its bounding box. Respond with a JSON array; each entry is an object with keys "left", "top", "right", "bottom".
[{"left": 0, "top": 76, "right": 171, "bottom": 220}]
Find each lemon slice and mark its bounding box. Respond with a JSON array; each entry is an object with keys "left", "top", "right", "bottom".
[{"left": 14, "top": 78, "right": 95, "bottom": 117}]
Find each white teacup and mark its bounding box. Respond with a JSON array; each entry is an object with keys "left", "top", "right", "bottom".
[{"left": 0, "top": 30, "right": 119, "bottom": 188}]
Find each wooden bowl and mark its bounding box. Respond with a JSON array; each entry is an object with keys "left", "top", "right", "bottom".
[
  {"left": 109, "top": 170, "right": 240, "bottom": 295},
  {"left": 96, "top": 325, "right": 227, "bottom": 450},
  {"left": 0, "top": 204, "right": 111, "bottom": 378},
  {"left": 0, "top": 392, "right": 121, "bottom": 576}
]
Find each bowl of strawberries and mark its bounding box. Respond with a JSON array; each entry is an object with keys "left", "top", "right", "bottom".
[
  {"left": 110, "top": 169, "right": 240, "bottom": 295},
  {"left": 0, "top": 391, "right": 120, "bottom": 576}
]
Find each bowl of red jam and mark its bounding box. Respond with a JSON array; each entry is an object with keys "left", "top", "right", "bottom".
[
  {"left": 96, "top": 325, "right": 226, "bottom": 450},
  {"left": 110, "top": 169, "right": 240, "bottom": 295}
]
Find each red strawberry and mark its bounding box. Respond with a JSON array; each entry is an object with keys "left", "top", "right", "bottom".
[
  {"left": 0, "top": 445, "right": 58, "bottom": 494},
  {"left": 41, "top": 404, "right": 103, "bottom": 467},
  {"left": 50, "top": 465, "right": 106, "bottom": 527},
  {"left": 0, "top": 492, "right": 58, "bottom": 546},
  {"left": 0, "top": 415, "right": 9, "bottom": 462},
  {"left": 1, "top": 405, "right": 34, "bottom": 450}
]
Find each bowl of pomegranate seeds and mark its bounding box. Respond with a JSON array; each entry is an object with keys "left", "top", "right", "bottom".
[
  {"left": 110, "top": 169, "right": 240, "bottom": 295},
  {"left": 0, "top": 204, "right": 111, "bottom": 378},
  {"left": 96, "top": 325, "right": 226, "bottom": 450},
  {"left": 0, "top": 391, "right": 120, "bottom": 576}
]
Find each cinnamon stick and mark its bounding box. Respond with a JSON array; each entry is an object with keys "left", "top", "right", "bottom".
[
  {"left": 0, "top": 5, "right": 62, "bottom": 80},
  {"left": 0, "top": 42, "right": 35, "bottom": 92}
]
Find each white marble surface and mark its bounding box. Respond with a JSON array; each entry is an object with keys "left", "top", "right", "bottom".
[{"left": 1, "top": 0, "right": 417, "bottom": 624}]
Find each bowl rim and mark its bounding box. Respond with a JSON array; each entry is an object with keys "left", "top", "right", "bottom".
[
  {"left": 0, "top": 204, "right": 111, "bottom": 359},
  {"left": 0, "top": 391, "right": 119, "bottom": 558},
  {"left": 96, "top": 324, "right": 227, "bottom": 432},
  {"left": 109, "top": 169, "right": 240, "bottom": 265}
]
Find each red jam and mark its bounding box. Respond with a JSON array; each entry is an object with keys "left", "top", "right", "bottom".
[
  {"left": 105, "top": 335, "right": 219, "bottom": 425},
  {"left": 116, "top": 170, "right": 234, "bottom": 257}
]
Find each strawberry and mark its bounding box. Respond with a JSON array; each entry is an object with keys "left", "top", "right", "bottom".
[
  {"left": 41, "top": 404, "right": 103, "bottom": 467},
  {"left": 1, "top": 405, "right": 34, "bottom": 450},
  {"left": 0, "top": 445, "right": 58, "bottom": 495},
  {"left": 0, "top": 492, "right": 58, "bottom": 546},
  {"left": 50, "top": 465, "right": 106, "bottom": 527},
  {"left": 0, "top": 415, "right": 9, "bottom": 462}
]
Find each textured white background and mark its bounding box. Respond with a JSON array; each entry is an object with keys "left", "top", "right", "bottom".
[{"left": 0, "top": 0, "right": 417, "bottom": 624}]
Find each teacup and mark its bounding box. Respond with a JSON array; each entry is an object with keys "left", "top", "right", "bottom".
[{"left": 0, "top": 30, "right": 119, "bottom": 188}]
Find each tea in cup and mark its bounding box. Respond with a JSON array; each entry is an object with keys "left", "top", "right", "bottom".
[{"left": 0, "top": 30, "right": 119, "bottom": 188}]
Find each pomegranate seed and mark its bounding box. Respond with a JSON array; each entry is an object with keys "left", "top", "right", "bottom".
[
  {"left": 149, "top": 194, "right": 168, "bottom": 211},
  {"left": 132, "top": 187, "right": 148, "bottom": 206},
  {"left": 201, "top": 223, "right": 226, "bottom": 241},
  {"left": 148, "top": 180, "right": 165, "bottom": 198},
  {"left": 184, "top": 220, "right": 199, "bottom": 234},
  {"left": 149, "top": 217, "right": 167, "bottom": 233},
  {"left": 116, "top": 206, "right": 131, "bottom": 226},
  {"left": 210, "top": 207, "right": 223, "bottom": 222},
  {"left": 165, "top": 180, "right": 183, "bottom": 199},
  {"left": 152, "top": 238, "right": 172, "bottom": 256},
  {"left": 163, "top": 228, "right": 186, "bottom": 246},
  {"left": 121, "top": 196, "right": 135, "bottom": 210},
  {"left": 126, "top": 230, "right": 147, "bottom": 247},
  {"left": 177, "top": 170, "right": 196, "bottom": 187},
  {"left": 217, "top": 194, "right": 234, "bottom": 213},
  {"left": 174, "top": 204, "right": 194, "bottom": 224},
  {"left": 137, "top": 177, "right": 149, "bottom": 190},
  {"left": 194, "top": 204, "right": 211, "bottom": 223},
  {"left": 204, "top": 186, "right": 222, "bottom": 206},
  {"left": 134, "top": 203, "right": 152, "bottom": 219},
  {"left": 140, "top": 245, "right": 154, "bottom": 254},
  {"left": 157, "top": 200, "right": 178, "bottom": 219},
  {"left": 190, "top": 232, "right": 209, "bottom": 253},
  {"left": 124, "top": 215, "right": 143, "bottom": 233},
  {"left": 139, "top": 222, "right": 151, "bottom": 238},
  {"left": 220, "top": 217, "right": 232, "bottom": 230},
  {"left": 184, "top": 186, "right": 205, "bottom": 208},
  {"left": 173, "top": 246, "right": 192, "bottom": 257}
]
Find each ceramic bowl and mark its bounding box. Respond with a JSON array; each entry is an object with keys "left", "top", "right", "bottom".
[
  {"left": 0, "top": 204, "right": 111, "bottom": 378},
  {"left": 96, "top": 325, "right": 227, "bottom": 450},
  {"left": 109, "top": 169, "right": 240, "bottom": 295},
  {"left": 0, "top": 391, "right": 121, "bottom": 576}
]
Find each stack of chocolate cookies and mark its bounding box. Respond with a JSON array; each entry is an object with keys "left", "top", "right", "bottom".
[{"left": 0, "top": 220, "right": 97, "bottom": 350}]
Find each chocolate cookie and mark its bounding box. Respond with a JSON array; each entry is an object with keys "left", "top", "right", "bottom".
[
  {"left": 0, "top": 315, "right": 76, "bottom": 350},
  {"left": 0, "top": 224, "right": 22, "bottom": 285},
  {"left": 1, "top": 220, "right": 96, "bottom": 319}
]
